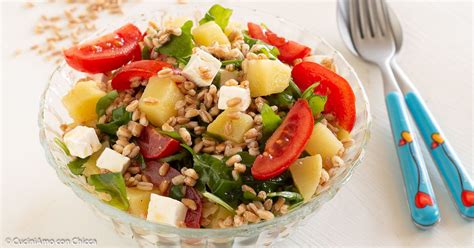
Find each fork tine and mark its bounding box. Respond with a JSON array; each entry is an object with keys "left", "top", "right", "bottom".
[
  {"left": 348, "top": 0, "right": 361, "bottom": 39},
  {"left": 366, "top": 0, "right": 382, "bottom": 37},
  {"left": 374, "top": 0, "right": 392, "bottom": 37},
  {"left": 357, "top": 0, "right": 372, "bottom": 38}
]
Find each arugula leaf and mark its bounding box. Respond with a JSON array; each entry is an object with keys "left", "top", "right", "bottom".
[
  {"left": 96, "top": 90, "right": 118, "bottom": 117},
  {"left": 199, "top": 4, "right": 233, "bottom": 30},
  {"left": 67, "top": 157, "right": 89, "bottom": 175},
  {"left": 54, "top": 137, "right": 71, "bottom": 156},
  {"left": 136, "top": 153, "right": 147, "bottom": 170},
  {"left": 169, "top": 185, "right": 185, "bottom": 201},
  {"left": 241, "top": 171, "right": 292, "bottom": 193},
  {"left": 259, "top": 45, "right": 280, "bottom": 59},
  {"left": 237, "top": 152, "right": 256, "bottom": 166},
  {"left": 97, "top": 106, "right": 132, "bottom": 135},
  {"left": 221, "top": 59, "right": 243, "bottom": 68},
  {"left": 158, "top": 130, "right": 182, "bottom": 141},
  {"left": 301, "top": 83, "right": 327, "bottom": 116},
  {"left": 157, "top": 20, "right": 194, "bottom": 61},
  {"left": 88, "top": 173, "right": 129, "bottom": 210},
  {"left": 159, "top": 150, "right": 188, "bottom": 163},
  {"left": 267, "top": 191, "right": 304, "bottom": 204},
  {"left": 243, "top": 32, "right": 258, "bottom": 47},
  {"left": 261, "top": 103, "right": 282, "bottom": 139},
  {"left": 242, "top": 190, "right": 258, "bottom": 201},
  {"left": 181, "top": 144, "right": 242, "bottom": 206},
  {"left": 203, "top": 191, "right": 235, "bottom": 214},
  {"left": 141, "top": 46, "right": 151, "bottom": 60}
]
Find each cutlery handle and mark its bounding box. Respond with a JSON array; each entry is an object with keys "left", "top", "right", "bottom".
[
  {"left": 391, "top": 61, "right": 474, "bottom": 219},
  {"left": 404, "top": 91, "right": 474, "bottom": 219},
  {"left": 385, "top": 91, "right": 440, "bottom": 227}
]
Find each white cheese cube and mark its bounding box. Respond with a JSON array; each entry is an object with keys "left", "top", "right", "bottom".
[
  {"left": 146, "top": 193, "right": 188, "bottom": 227},
  {"left": 96, "top": 148, "right": 130, "bottom": 173},
  {"left": 182, "top": 49, "right": 222, "bottom": 87},
  {"left": 217, "top": 85, "right": 251, "bottom": 111},
  {"left": 63, "top": 126, "right": 101, "bottom": 158}
]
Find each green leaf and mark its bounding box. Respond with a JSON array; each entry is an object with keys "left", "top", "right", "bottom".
[
  {"left": 159, "top": 150, "right": 188, "bottom": 163},
  {"left": 136, "top": 153, "right": 147, "bottom": 170},
  {"left": 221, "top": 59, "right": 243, "bottom": 68},
  {"left": 158, "top": 20, "right": 194, "bottom": 60},
  {"left": 259, "top": 45, "right": 280, "bottom": 59},
  {"left": 141, "top": 46, "right": 151, "bottom": 60},
  {"left": 54, "top": 137, "right": 71, "bottom": 156},
  {"left": 203, "top": 191, "right": 235, "bottom": 214},
  {"left": 97, "top": 106, "right": 132, "bottom": 135},
  {"left": 261, "top": 103, "right": 282, "bottom": 139},
  {"left": 242, "top": 191, "right": 258, "bottom": 201},
  {"left": 169, "top": 185, "right": 185, "bottom": 201},
  {"left": 67, "top": 157, "right": 89, "bottom": 175},
  {"left": 241, "top": 171, "right": 292, "bottom": 193},
  {"left": 243, "top": 32, "right": 258, "bottom": 47},
  {"left": 308, "top": 95, "right": 327, "bottom": 116},
  {"left": 266, "top": 80, "right": 301, "bottom": 109},
  {"left": 181, "top": 144, "right": 242, "bottom": 206},
  {"left": 267, "top": 191, "right": 304, "bottom": 203},
  {"left": 301, "top": 82, "right": 327, "bottom": 116},
  {"left": 199, "top": 4, "right": 233, "bottom": 30},
  {"left": 289, "top": 80, "right": 302, "bottom": 98},
  {"left": 237, "top": 152, "right": 256, "bottom": 166},
  {"left": 96, "top": 90, "right": 118, "bottom": 117},
  {"left": 88, "top": 173, "right": 129, "bottom": 210},
  {"left": 158, "top": 130, "right": 182, "bottom": 141}
]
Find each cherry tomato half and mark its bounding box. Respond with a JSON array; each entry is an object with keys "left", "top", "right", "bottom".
[
  {"left": 111, "top": 60, "right": 172, "bottom": 90},
  {"left": 247, "top": 22, "right": 311, "bottom": 64},
  {"left": 137, "top": 126, "right": 181, "bottom": 159},
  {"left": 251, "top": 100, "right": 314, "bottom": 180},
  {"left": 292, "top": 61, "right": 356, "bottom": 131},
  {"left": 64, "top": 23, "right": 142, "bottom": 73}
]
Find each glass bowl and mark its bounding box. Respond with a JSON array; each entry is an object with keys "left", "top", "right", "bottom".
[{"left": 38, "top": 4, "right": 371, "bottom": 247}]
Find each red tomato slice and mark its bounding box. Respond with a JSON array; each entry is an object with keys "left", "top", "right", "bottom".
[
  {"left": 247, "top": 22, "right": 269, "bottom": 43},
  {"left": 292, "top": 61, "right": 356, "bottom": 131},
  {"left": 142, "top": 161, "right": 180, "bottom": 195},
  {"left": 277, "top": 41, "right": 312, "bottom": 64},
  {"left": 111, "top": 60, "right": 172, "bottom": 90},
  {"left": 137, "top": 126, "right": 181, "bottom": 159},
  {"left": 247, "top": 23, "right": 312, "bottom": 64},
  {"left": 251, "top": 100, "right": 314, "bottom": 180},
  {"left": 184, "top": 187, "right": 203, "bottom": 228},
  {"left": 64, "top": 23, "right": 142, "bottom": 73}
]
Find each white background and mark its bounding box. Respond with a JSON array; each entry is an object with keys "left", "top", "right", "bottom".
[{"left": 1, "top": 0, "right": 473, "bottom": 247}]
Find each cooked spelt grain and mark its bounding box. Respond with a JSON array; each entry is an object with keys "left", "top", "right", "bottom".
[
  {"left": 137, "top": 181, "right": 153, "bottom": 191},
  {"left": 172, "top": 175, "right": 185, "bottom": 185},
  {"left": 178, "top": 127, "right": 192, "bottom": 146},
  {"left": 159, "top": 162, "right": 170, "bottom": 176},
  {"left": 182, "top": 198, "right": 197, "bottom": 211}
]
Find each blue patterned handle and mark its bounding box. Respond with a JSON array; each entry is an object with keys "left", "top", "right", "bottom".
[
  {"left": 385, "top": 91, "right": 440, "bottom": 227},
  {"left": 405, "top": 91, "right": 474, "bottom": 219}
]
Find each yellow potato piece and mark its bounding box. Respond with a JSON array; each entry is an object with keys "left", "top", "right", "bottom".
[
  {"left": 243, "top": 59, "right": 291, "bottom": 97},
  {"left": 305, "top": 123, "right": 343, "bottom": 168},
  {"left": 62, "top": 80, "right": 106, "bottom": 124},
  {"left": 192, "top": 21, "right": 230, "bottom": 46},
  {"left": 83, "top": 142, "right": 108, "bottom": 177},
  {"left": 126, "top": 187, "right": 153, "bottom": 218},
  {"left": 289, "top": 154, "right": 322, "bottom": 202},
  {"left": 207, "top": 109, "right": 253, "bottom": 143},
  {"left": 336, "top": 128, "right": 351, "bottom": 141},
  {"left": 139, "top": 76, "right": 184, "bottom": 127}
]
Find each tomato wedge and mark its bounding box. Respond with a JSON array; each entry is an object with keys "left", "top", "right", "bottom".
[
  {"left": 111, "top": 60, "right": 172, "bottom": 90},
  {"left": 184, "top": 187, "right": 203, "bottom": 228},
  {"left": 137, "top": 126, "right": 181, "bottom": 159},
  {"left": 292, "top": 61, "right": 356, "bottom": 131},
  {"left": 247, "top": 23, "right": 311, "bottom": 64},
  {"left": 64, "top": 23, "right": 142, "bottom": 73},
  {"left": 251, "top": 100, "right": 314, "bottom": 180}
]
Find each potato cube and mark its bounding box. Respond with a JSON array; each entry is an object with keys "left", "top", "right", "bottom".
[
  {"left": 62, "top": 80, "right": 106, "bottom": 124},
  {"left": 305, "top": 123, "right": 343, "bottom": 168},
  {"left": 207, "top": 109, "right": 253, "bottom": 143},
  {"left": 192, "top": 21, "right": 230, "bottom": 47},
  {"left": 289, "top": 154, "right": 322, "bottom": 202},
  {"left": 242, "top": 59, "right": 291, "bottom": 97},
  {"left": 139, "top": 76, "right": 184, "bottom": 127}
]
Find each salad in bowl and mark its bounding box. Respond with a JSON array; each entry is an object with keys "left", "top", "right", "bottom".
[{"left": 40, "top": 3, "right": 370, "bottom": 246}]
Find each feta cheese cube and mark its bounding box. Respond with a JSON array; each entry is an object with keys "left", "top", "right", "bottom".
[
  {"left": 96, "top": 148, "right": 130, "bottom": 173},
  {"left": 182, "top": 49, "right": 222, "bottom": 87},
  {"left": 146, "top": 193, "right": 188, "bottom": 227},
  {"left": 217, "top": 85, "right": 251, "bottom": 111},
  {"left": 63, "top": 126, "right": 101, "bottom": 158}
]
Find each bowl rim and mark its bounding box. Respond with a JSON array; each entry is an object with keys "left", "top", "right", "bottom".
[{"left": 38, "top": 4, "right": 372, "bottom": 238}]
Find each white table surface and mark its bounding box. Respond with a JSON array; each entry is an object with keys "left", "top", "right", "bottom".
[{"left": 1, "top": 0, "right": 473, "bottom": 247}]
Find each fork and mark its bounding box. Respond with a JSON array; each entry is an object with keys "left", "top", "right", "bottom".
[{"left": 347, "top": 0, "right": 440, "bottom": 228}]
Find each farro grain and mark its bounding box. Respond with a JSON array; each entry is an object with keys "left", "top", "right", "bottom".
[
  {"left": 112, "top": 144, "right": 124, "bottom": 153},
  {"left": 231, "top": 170, "right": 239, "bottom": 181},
  {"left": 137, "top": 181, "right": 153, "bottom": 191},
  {"left": 183, "top": 168, "right": 199, "bottom": 180},
  {"left": 159, "top": 162, "right": 170, "bottom": 176},
  {"left": 122, "top": 143, "right": 135, "bottom": 157},
  {"left": 320, "top": 168, "right": 330, "bottom": 185},
  {"left": 184, "top": 109, "right": 200, "bottom": 118},
  {"left": 331, "top": 155, "right": 344, "bottom": 167},
  {"left": 233, "top": 215, "right": 244, "bottom": 227},
  {"left": 128, "top": 166, "right": 140, "bottom": 175},
  {"left": 273, "top": 197, "right": 285, "bottom": 212},
  {"left": 257, "top": 191, "right": 267, "bottom": 201},
  {"left": 243, "top": 211, "right": 260, "bottom": 223},
  {"left": 242, "top": 185, "right": 256, "bottom": 196},
  {"left": 234, "top": 163, "right": 246, "bottom": 173},
  {"left": 159, "top": 180, "right": 170, "bottom": 194},
  {"left": 236, "top": 204, "right": 246, "bottom": 215},
  {"left": 184, "top": 177, "right": 197, "bottom": 187},
  {"left": 172, "top": 175, "right": 185, "bottom": 185},
  {"left": 263, "top": 199, "right": 273, "bottom": 211},
  {"left": 225, "top": 154, "right": 242, "bottom": 166},
  {"left": 178, "top": 128, "right": 192, "bottom": 146},
  {"left": 257, "top": 209, "right": 274, "bottom": 220},
  {"left": 226, "top": 97, "right": 242, "bottom": 108},
  {"left": 125, "top": 100, "right": 139, "bottom": 112},
  {"left": 182, "top": 198, "right": 197, "bottom": 211},
  {"left": 129, "top": 146, "right": 140, "bottom": 158}
]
